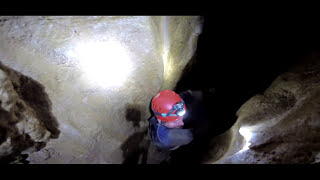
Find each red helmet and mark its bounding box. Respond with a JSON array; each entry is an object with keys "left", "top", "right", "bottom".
[{"left": 151, "top": 90, "right": 187, "bottom": 122}]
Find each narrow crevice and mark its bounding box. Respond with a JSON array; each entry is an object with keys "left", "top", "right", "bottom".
[{"left": 170, "top": 15, "right": 315, "bottom": 163}]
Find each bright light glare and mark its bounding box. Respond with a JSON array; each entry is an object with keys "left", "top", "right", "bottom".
[
  {"left": 177, "top": 109, "right": 185, "bottom": 116},
  {"left": 239, "top": 127, "right": 253, "bottom": 141},
  {"left": 163, "top": 49, "right": 168, "bottom": 70},
  {"left": 70, "top": 40, "right": 132, "bottom": 88},
  {"left": 239, "top": 126, "right": 253, "bottom": 152}
]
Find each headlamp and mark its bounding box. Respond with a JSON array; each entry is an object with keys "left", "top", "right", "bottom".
[
  {"left": 152, "top": 100, "right": 186, "bottom": 117},
  {"left": 176, "top": 108, "right": 186, "bottom": 116}
]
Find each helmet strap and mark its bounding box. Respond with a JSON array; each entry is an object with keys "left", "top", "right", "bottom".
[
  {"left": 152, "top": 100, "right": 185, "bottom": 117},
  {"left": 159, "top": 120, "right": 166, "bottom": 125},
  {"left": 155, "top": 118, "right": 166, "bottom": 125}
]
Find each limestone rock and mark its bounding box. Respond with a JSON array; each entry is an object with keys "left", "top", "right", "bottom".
[
  {"left": 0, "top": 64, "right": 60, "bottom": 163},
  {"left": 205, "top": 53, "right": 320, "bottom": 164},
  {"left": 0, "top": 16, "right": 202, "bottom": 163}
]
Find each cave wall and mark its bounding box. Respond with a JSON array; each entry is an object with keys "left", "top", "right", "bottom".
[
  {"left": 204, "top": 53, "right": 320, "bottom": 164},
  {"left": 0, "top": 16, "right": 202, "bottom": 163}
]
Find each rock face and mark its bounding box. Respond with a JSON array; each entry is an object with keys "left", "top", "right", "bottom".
[
  {"left": 0, "top": 63, "right": 60, "bottom": 163},
  {"left": 204, "top": 53, "right": 320, "bottom": 164},
  {"left": 0, "top": 16, "right": 202, "bottom": 163}
]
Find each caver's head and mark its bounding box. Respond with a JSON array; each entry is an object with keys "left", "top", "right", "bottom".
[{"left": 151, "top": 90, "right": 187, "bottom": 128}]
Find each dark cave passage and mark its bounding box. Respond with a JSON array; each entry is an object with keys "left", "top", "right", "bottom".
[{"left": 171, "top": 15, "right": 320, "bottom": 164}]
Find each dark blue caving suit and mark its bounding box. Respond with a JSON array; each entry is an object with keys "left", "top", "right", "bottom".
[
  {"left": 149, "top": 90, "right": 208, "bottom": 151},
  {"left": 149, "top": 116, "right": 193, "bottom": 151}
]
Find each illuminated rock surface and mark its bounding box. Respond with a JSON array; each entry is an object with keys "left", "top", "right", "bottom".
[
  {"left": 0, "top": 16, "right": 202, "bottom": 163},
  {"left": 205, "top": 53, "right": 320, "bottom": 164}
]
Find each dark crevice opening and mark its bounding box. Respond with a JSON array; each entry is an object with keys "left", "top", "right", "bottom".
[{"left": 171, "top": 15, "right": 320, "bottom": 164}]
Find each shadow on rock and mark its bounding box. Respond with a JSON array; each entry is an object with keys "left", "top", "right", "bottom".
[
  {"left": 125, "top": 104, "right": 143, "bottom": 128},
  {"left": 120, "top": 128, "right": 150, "bottom": 164},
  {"left": 122, "top": 105, "right": 150, "bottom": 164}
]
